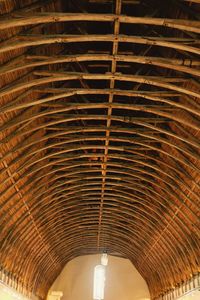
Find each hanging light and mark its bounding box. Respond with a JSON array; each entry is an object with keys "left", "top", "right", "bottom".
[
  {"left": 101, "top": 253, "right": 108, "bottom": 266},
  {"left": 93, "top": 254, "right": 108, "bottom": 300}
]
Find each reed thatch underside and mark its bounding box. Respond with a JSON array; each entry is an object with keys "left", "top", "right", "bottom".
[{"left": 0, "top": 0, "right": 200, "bottom": 299}]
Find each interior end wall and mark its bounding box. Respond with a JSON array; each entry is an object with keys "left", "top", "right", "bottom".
[{"left": 49, "top": 254, "right": 150, "bottom": 300}]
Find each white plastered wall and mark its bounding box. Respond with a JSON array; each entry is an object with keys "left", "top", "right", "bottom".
[{"left": 49, "top": 254, "right": 150, "bottom": 300}]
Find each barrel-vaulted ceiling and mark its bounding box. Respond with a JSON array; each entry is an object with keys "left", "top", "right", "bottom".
[{"left": 0, "top": 0, "right": 199, "bottom": 299}]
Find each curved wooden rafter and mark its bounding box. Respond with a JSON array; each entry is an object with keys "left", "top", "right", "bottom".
[
  {"left": 1, "top": 170, "right": 198, "bottom": 236},
  {"left": 3, "top": 204, "right": 196, "bottom": 290},
  {"left": 3, "top": 189, "right": 198, "bottom": 271},
  {"left": 8, "top": 219, "right": 191, "bottom": 290},
  {"left": 0, "top": 1, "right": 199, "bottom": 299},
  {"left": 1, "top": 54, "right": 200, "bottom": 76},
  {"left": 1, "top": 89, "right": 200, "bottom": 118},
  {"left": 1, "top": 172, "right": 198, "bottom": 236},
  {"left": 1, "top": 72, "right": 199, "bottom": 100},
  {"left": 0, "top": 13, "right": 200, "bottom": 31},
  {"left": 0, "top": 131, "right": 199, "bottom": 211},
  {"left": 0, "top": 135, "right": 198, "bottom": 264},
  {"left": 1, "top": 34, "right": 200, "bottom": 55},
  {"left": 0, "top": 163, "right": 198, "bottom": 278},
  {"left": 1, "top": 122, "right": 200, "bottom": 174}
]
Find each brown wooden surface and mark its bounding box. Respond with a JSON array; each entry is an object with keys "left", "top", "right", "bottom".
[{"left": 0, "top": 0, "right": 199, "bottom": 299}]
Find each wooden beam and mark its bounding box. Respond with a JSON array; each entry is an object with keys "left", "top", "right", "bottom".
[
  {"left": 1, "top": 72, "right": 197, "bottom": 100},
  {"left": 97, "top": 0, "right": 122, "bottom": 250},
  {"left": 0, "top": 13, "right": 200, "bottom": 32},
  {"left": 1, "top": 54, "right": 199, "bottom": 77},
  {"left": 1, "top": 101, "right": 199, "bottom": 132},
  {"left": 1, "top": 34, "right": 199, "bottom": 55},
  {"left": 1, "top": 89, "right": 197, "bottom": 117}
]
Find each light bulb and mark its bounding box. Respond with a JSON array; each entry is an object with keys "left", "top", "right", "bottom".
[{"left": 101, "top": 254, "right": 108, "bottom": 266}]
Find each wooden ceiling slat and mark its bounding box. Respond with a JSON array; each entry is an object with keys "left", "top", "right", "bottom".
[{"left": 0, "top": 0, "right": 199, "bottom": 299}]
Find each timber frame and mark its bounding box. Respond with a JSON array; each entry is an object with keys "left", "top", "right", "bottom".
[{"left": 0, "top": 0, "right": 199, "bottom": 299}]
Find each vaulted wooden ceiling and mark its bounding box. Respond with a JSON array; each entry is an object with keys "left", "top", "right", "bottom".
[{"left": 0, "top": 0, "right": 200, "bottom": 299}]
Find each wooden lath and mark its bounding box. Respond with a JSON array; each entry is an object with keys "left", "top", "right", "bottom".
[{"left": 0, "top": 0, "right": 199, "bottom": 299}]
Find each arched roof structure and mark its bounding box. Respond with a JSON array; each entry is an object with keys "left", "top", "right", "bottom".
[{"left": 0, "top": 0, "right": 199, "bottom": 299}]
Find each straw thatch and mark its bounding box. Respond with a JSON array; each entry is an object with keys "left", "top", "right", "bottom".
[{"left": 0, "top": 0, "right": 199, "bottom": 299}]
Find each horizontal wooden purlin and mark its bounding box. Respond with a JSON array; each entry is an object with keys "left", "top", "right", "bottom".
[
  {"left": 0, "top": 89, "right": 185, "bottom": 113},
  {"left": 48, "top": 118, "right": 167, "bottom": 125},
  {"left": 35, "top": 149, "right": 199, "bottom": 194},
  {"left": 9, "top": 167, "right": 177, "bottom": 198},
  {"left": 38, "top": 203, "right": 197, "bottom": 254},
  {"left": 33, "top": 71, "right": 187, "bottom": 82},
  {"left": 1, "top": 72, "right": 198, "bottom": 100},
  {"left": 51, "top": 155, "right": 185, "bottom": 180},
  {"left": 37, "top": 87, "right": 181, "bottom": 96},
  {"left": 1, "top": 34, "right": 200, "bottom": 55},
  {"left": 2, "top": 117, "right": 199, "bottom": 162},
  {"left": 0, "top": 13, "right": 200, "bottom": 32},
  {"left": 1, "top": 54, "right": 200, "bottom": 76},
  {"left": 1, "top": 101, "right": 199, "bottom": 134},
  {"left": 20, "top": 237, "right": 195, "bottom": 276},
  {"left": 0, "top": 177, "right": 148, "bottom": 214}
]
